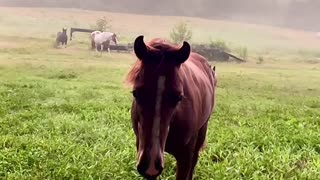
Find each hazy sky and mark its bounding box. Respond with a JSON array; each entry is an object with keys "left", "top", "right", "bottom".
[{"left": 0, "top": 0, "right": 318, "bottom": 31}]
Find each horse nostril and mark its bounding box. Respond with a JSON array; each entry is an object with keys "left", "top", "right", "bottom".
[
  {"left": 137, "top": 164, "right": 146, "bottom": 176},
  {"left": 137, "top": 156, "right": 164, "bottom": 178},
  {"left": 155, "top": 157, "right": 163, "bottom": 173},
  {"left": 137, "top": 156, "right": 149, "bottom": 176}
]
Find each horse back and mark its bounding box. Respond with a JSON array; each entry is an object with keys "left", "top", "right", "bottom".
[{"left": 187, "top": 52, "right": 216, "bottom": 91}]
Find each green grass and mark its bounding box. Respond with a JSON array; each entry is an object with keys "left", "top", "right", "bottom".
[{"left": 1, "top": 7, "right": 320, "bottom": 180}]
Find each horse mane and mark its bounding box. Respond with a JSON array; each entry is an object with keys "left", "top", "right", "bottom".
[
  {"left": 125, "top": 60, "right": 143, "bottom": 87},
  {"left": 147, "top": 38, "right": 180, "bottom": 52},
  {"left": 125, "top": 38, "right": 182, "bottom": 88}
]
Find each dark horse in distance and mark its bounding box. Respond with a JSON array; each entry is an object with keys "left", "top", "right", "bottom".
[
  {"left": 56, "top": 28, "right": 68, "bottom": 48},
  {"left": 126, "top": 35, "right": 217, "bottom": 180}
]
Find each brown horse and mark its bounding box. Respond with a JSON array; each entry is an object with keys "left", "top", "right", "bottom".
[
  {"left": 56, "top": 28, "right": 68, "bottom": 48},
  {"left": 126, "top": 35, "right": 217, "bottom": 180}
]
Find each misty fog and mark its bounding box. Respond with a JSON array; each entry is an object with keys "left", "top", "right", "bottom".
[{"left": 0, "top": 0, "right": 319, "bottom": 32}]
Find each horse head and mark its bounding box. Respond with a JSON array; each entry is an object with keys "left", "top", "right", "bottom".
[
  {"left": 128, "top": 35, "right": 190, "bottom": 179},
  {"left": 111, "top": 33, "right": 118, "bottom": 45},
  {"left": 62, "top": 28, "right": 67, "bottom": 34}
]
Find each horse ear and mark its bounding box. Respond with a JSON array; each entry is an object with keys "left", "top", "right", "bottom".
[
  {"left": 175, "top": 41, "right": 191, "bottom": 65},
  {"left": 134, "top": 35, "right": 148, "bottom": 61}
]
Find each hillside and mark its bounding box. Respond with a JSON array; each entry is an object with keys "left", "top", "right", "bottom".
[
  {"left": 1, "top": 0, "right": 320, "bottom": 32},
  {"left": 0, "top": 7, "right": 319, "bottom": 57}
]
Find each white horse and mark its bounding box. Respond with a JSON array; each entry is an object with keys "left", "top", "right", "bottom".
[
  {"left": 90, "top": 31, "right": 101, "bottom": 49},
  {"left": 91, "top": 30, "right": 101, "bottom": 36},
  {"left": 93, "top": 32, "right": 118, "bottom": 53}
]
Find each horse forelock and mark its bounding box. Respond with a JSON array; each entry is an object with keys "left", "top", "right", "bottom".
[
  {"left": 125, "top": 57, "right": 182, "bottom": 93},
  {"left": 148, "top": 38, "right": 179, "bottom": 52},
  {"left": 126, "top": 38, "right": 184, "bottom": 88}
]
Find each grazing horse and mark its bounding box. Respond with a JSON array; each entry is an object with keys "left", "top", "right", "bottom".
[
  {"left": 56, "top": 28, "right": 68, "bottom": 48},
  {"left": 90, "top": 30, "right": 101, "bottom": 50},
  {"left": 93, "top": 32, "right": 118, "bottom": 53},
  {"left": 126, "top": 35, "right": 217, "bottom": 180}
]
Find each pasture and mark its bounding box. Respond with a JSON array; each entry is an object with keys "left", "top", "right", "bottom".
[{"left": 0, "top": 7, "right": 320, "bottom": 179}]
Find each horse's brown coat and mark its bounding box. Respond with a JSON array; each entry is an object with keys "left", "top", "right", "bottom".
[{"left": 126, "top": 36, "right": 217, "bottom": 180}]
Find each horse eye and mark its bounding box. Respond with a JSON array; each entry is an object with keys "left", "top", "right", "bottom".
[
  {"left": 168, "top": 93, "right": 183, "bottom": 105},
  {"left": 131, "top": 89, "right": 144, "bottom": 105},
  {"left": 132, "top": 90, "right": 141, "bottom": 100},
  {"left": 176, "top": 95, "right": 183, "bottom": 102},
  {"left": 131, "top": 90, "right": 137, "bottom": 98}
]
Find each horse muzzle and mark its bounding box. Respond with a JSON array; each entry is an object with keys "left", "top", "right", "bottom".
[{"left": 137, "top": 151, "right": 164, "bottom": 179}]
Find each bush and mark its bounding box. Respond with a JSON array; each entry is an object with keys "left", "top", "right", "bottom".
[
  {"left": 238, "top": 46, "right": 248, "bottom": 60},
  {"left": 209, "top": 39, "right": 230, "bottom": 52},
  {"left": 257, "top": 56, "right": 264, "bottom": 64},
  {"left": 91, "top": 16, "right": 112, "bottom": 32},
  {"left": 170, "top": 21, "right": 192, "bottom": 44}
]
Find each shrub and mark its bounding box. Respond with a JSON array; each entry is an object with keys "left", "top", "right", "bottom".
[
  {"left": 257, "top": 56, "right": 264, "bottom": 64},
  {"left": 170, "top": 21, "right": 192, "bottom": 44},
  {"left": 91, "top": 16, "right": 112, "bottom": 32},
  {"left": 238, "top": 46, "right": 248, "bottom": 60},
  {"left": 209, "top": 39, "right": 230, "bottom": 52}
]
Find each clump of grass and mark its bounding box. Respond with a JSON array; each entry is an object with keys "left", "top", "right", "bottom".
[
  {"left": 0, "top": 48, "right": 32, "bottom": 55},
  {"left": 48, "top": 70, "right": 77, "bottom": 80},
  {"left": 257, "top": 56, "right": 265, "bottom": 64},
  {"left": 305, "top": 99, "right": 320, "bottom": 109},
  {"left": 304, "top": 59, "right": 320, "bottom": 64}
]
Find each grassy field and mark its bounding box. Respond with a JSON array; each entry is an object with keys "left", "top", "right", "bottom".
[{"left": 1, "top": 7, "right": 320, "bottom": 180}]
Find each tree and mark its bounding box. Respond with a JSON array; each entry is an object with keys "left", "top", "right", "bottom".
[
  {"left": 170, "top": 21, "right": 192, "bottom": 44},
  {"left": 91, "top": 16, "right": 112, "bottom": 32}
]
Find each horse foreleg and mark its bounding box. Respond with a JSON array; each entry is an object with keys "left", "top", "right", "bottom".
[
  {"left": 95, "top": 43, "right": 99, "bottom": 53},
  {"left": 174, "top": 138, "right": 198, "bottom": 180},
  {"left": 187, "top": 122, "right": 209, "bottom": 180},
  {"left": 100, "top": 44, "right": 104, "bottom": 55},
  {"left": 175, "top": 155, "right": 193, "bottom": 180}
]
